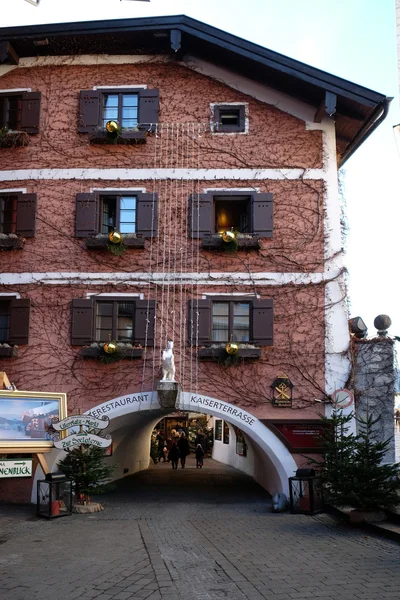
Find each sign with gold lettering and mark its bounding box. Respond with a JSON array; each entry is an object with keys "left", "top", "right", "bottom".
[{"left": 271, "top": 376, "right": 293, "bottom": 407}]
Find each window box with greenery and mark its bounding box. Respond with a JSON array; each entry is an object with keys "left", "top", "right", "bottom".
[
  {"left": 189, "top": 192, "right": 272, "bottom": 248},
  {"left": 75, "top": 191, "right": 158, "bottom": 249},
  {"left": 0, "top": 91, "right": 41, "bottom": 148},
  {"left": 72, "top": 297, "right": 155, "bottom": 361},
  {"left": 0, "top": 193, "right": 37, "bottom": 249},
  {"left": 188, "top": 297, "right": 272, "bottom": 361},
  {"left": 78, "top": 88, "right": 159, "bottom": 144},
  {"left": 0, "top": 297, "right": 30, "bottom": 356}
]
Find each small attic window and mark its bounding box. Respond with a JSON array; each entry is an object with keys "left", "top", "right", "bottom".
[{"left": 213, "top": 104, "right": 246, "bottom": 133}]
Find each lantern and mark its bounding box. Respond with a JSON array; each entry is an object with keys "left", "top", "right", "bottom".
[
  {"left": 289, "top": 468, "right": 323, "bottom": 515},
  {"left": 37, "top": 473, "right": 72, "bottom": 519}
]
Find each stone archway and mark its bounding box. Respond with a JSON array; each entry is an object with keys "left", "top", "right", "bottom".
[{"left": 84, "top": 389, "right": 297, "bottom": 495}]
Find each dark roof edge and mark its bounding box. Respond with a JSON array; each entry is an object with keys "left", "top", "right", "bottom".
[{"left": 0, "top": 14, "right": 387, "bottom": 106}]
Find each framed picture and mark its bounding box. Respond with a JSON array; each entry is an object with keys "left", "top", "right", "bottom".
[{"left": 0, "top": 390, "right": 67, "bottom": 453}]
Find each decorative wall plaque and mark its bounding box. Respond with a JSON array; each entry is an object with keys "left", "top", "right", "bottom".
[{"left": 271, "top": 375, "right": 293, "bottom": 407}]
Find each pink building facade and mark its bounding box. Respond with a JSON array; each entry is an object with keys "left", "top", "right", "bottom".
[{"left": 0, "top": 16, "right": 389, "bottom": 501}]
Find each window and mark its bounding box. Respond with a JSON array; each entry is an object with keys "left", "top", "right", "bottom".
[
  {"left": 0, "top": 92, "right": 41, "bottom": 133},
  {"left": 189, "top": 192, "right": 273, "bottom": 238},
  {"left": 212, "top": 104, "right": 246, "bottom": 133},
  {"left": 95, "top": 300, "right": 135, "bottom": 342},
  {"left": 223, "top": 421, "right": 230, "bottom": 444},
  {"left": 0, "top": 298, "right": 30, "bottom": 345},
  {"left": 188, "top": 297, "right": 273, "bottom": 346},
  {"left": 215, "top": 420, "right": 222, "bottom": 441},
  {"left": 71, "top": 297, "right": 155, "bottom": 347},
  {"left": 102, "top": 92, "right": 138, "bottom": 129},
  {"left": 212, "top": 301, "right": 250, "bottom": 342},
  {"left": 0, "top": 192, "right": 36, "bottom": 237},
  {"left": 100, "top": 195, "right": 137, "bottom": 234},
  {"left": 78, "top": 88, "right": 159, "bottom": 134},
  {"left": 75, "top": 191, "right": 158, "bottom": 239}
]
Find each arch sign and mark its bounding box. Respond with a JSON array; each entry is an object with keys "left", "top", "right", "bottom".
[{"left": 85, "top": 390, "right": 297, "bottom": 494}]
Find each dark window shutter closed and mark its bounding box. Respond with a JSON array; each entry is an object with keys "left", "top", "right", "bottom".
[
  {"left": 136, "top": 193, "right": 158, "bottom": 238},
  {"left": 251, "top": 193, "right": 273, "bottom": 237},
  {"left": 138, "top": 89, "right": 159, "bottom": 132},
  {"left": 135, "top": 300, "right": 156, "bottom": 346},
  {"left": 78, "top": 90, "right": 100, "bottom": 133},
  {"left": 9, "top": 298, "right": 30, "bottom": 345},
  {"left": 252, "top": 299, "right": 273, "bottom": 346},
  {"left": 20, "top": 92, "right": 41, "bottom": 134},
  {"left": 71, "top": 299, "right": 93, "bottom": 345},
  {"left": 188, "top": 299, "right": 211, "bottom": 345},
  {"left": 189, "top": 194, "right": 213, "bottom": 238},
  {"left": 16, "top": 193, "right": 36, "bottom": 238},
  {"left": 75, "top": 193, "right": 98, "bottom": 237}
]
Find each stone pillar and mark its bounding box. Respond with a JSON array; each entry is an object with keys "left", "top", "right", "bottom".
[
  {"left": 157, "top": 381, "right": 180, "bottom": 410},
  {"left": 353, "top": 338, "right": 395, "bottom": 463}
]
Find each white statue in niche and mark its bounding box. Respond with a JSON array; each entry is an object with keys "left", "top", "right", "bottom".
[{"left": 161, "top": 340, "right": 176, "bottom": 382}]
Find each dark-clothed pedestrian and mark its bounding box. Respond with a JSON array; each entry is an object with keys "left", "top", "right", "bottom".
[
  {"left": 195, "top": 443, "right": 205, "bottom": 468},
  {"left": 195, "top": 429, "right": 208, "bottom": 455},
  {"left": 177, "top": 432, "right": 190, "bottom": 469},
  {"left": 168, "top": 441, "right": 180, "bottom": 469},
  {"left": 156, "top": 431, "right": 166, "bottom": 462}
]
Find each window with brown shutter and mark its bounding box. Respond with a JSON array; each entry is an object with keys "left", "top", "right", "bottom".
[
  {"left": 78, "top": 88, "right": 159, "bottom": 140},
  {"left": 0, "top": 91, "right": 41, "bottom": 133},
  {"left": 189, "top": 192, "right": 273, "bottom": 240},
  {"left": 188, "top": 297, "right": 273, "bottom": 350},
  {"left": 0, "top": 297, "right": 31, "bottom": 350},
  {"left": 75, "top": 191, "right": 158, "bottom": 247},
  {"left": 0, "top": 192, "right": 36, "bottom": 248},
  {"left": 71, "top": 297, "right": 156, "bottom": 349}
]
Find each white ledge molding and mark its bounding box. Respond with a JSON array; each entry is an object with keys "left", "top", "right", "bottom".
[
  {"left": 0, "top": 270, "right": 341, "bottom": 286},
  {"left": 0, "top": 168, "right": 326, "bottom": 182}
]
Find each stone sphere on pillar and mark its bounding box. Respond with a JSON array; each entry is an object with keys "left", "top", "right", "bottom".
[{"left": 374, "top": 314, "right": 392, "bottom": 336}]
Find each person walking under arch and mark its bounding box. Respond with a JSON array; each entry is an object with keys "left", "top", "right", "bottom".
[
  {"left": 177, "top": 432, "right": 189, "bottom": 469},
  {"left": 195, "top": 443, "right": 205, "bottom": 468},
  {"left": 168, "top": 440, "right": 180, "bottom": 470}
]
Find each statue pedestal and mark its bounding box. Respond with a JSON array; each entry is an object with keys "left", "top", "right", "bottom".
[{"left": 157, "top": 381, "right": 180, "bottom": 409}]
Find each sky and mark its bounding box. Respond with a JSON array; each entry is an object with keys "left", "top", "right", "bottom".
[{"left": 1, "top": 0, "right": 399, "bottom": 338}]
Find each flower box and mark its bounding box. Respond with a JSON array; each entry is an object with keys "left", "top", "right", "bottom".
[
  {"left": 0, "top": 236, "right": 24, "bottom": 250},
  {"left": 85, "top": 235, "right": 145, "bottom": 250},
  {"left": 201, "top": 234, "right": 261, "bottom": 251},
  {"left": 89, "top": 130, "right": 147, "bottom": 145},
  {"left": 198, "top": 346, "right": 261, "bottom": 361},
  {"left": 0, "top": 130, "right": 30, "bottom": 149},
  {"left": 0, "top": 346, "right": 18, "bottom": 358},
  {"left": 79, "top": 347, "right": 144, "bottom": 360}
]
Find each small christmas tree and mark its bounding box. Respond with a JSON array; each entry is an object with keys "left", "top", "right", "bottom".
[
  {"left": 57, "top": 445, "right": 115, "bottom": 505},
  {"left": 311, "top": 409, "right": 399, "bottom": 511}
]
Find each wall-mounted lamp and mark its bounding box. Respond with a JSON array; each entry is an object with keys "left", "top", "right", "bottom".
[{"left": 348, "top": 316, "right": 368, "bottom": 339}]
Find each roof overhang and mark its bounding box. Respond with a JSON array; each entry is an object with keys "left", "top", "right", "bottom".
[{"left": 0, "top": 14, "right": 390, "bottom": 166}]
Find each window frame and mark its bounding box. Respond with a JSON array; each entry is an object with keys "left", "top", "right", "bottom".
[
  {"left": 211, "top": 103, "right": 248, "bottom": 134},
  {"left": 0, "top": 193, "right": 17, "bottom": 234},
  {"left": 211, "top": 299, "right": 251, "bottom": 343},
  {"left": 94, "top": 298, "right": 136, "bottom": 343},
  {"left": 100, "top": 90, "right": 139, "bottom": 130},
  {"left": 213, "top": 194, "right": 251, "bottom": 234},
  {"left": 0, "top": 92, "right": 23, "bottom": 130},
  {"left": 0, "top": 296, "right": 30, "bottom": 346},
  {"left": 98, "top": 192, "right": 137, "bottom": 234}
]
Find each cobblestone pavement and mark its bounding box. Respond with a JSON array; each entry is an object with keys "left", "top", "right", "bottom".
[{"left": 1, "top": 457, "right": 400, "bottom": 600}]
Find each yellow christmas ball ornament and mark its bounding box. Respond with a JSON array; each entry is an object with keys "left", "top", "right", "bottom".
[
  {"left": 108, "top": 231, "right": 122, "bottom": 244},
  {"left": 106, "top": 120, "right": 119, "bottom": 133},
  {"left": 225, "top": 342, "right": 239, "bottom": 355},
  {"left": 103, "top": 341, "right": 118, "bottom": 354},
  {"left": 222, "top": 230, "right": 236, "bottom": 243}
]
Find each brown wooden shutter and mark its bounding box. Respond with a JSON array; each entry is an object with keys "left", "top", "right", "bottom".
[
  {"left": 71, "top": 299, "right": 93, "bottom": 345},
  {"left": 138, "top": 89, "right": 159, "bottom": 132},
  {"left": 252, "top": 299, "right": 273, "bottom": 346},
  {"left": 189, "top": 194, "right": 213, "bottom": 238},
  {"left": 188, "top": 299, "right": 211, "bottom": 345},
  {"left": 78, "top": 90, "right": 100, "bottom": 133},
  {"left": 9, "top": 298, "right": 30, "bottom": 345},
  {"left": 20, "top": 92, "right": 41, "bottom": 134},
  {"left": 135, "top": 300, "right": 156, "bottom": 346},
  {"left": 16, "top": 193, "right": 36, "bottom": 238},
  {"left": 136, "top": 193, "right": 158, "bottom": 238},
  {"left": 251, "top": 193, "right": 273, "bottom": 237},
  {"left": 75, "top": 193, "right": 98, "bottom": 237}
]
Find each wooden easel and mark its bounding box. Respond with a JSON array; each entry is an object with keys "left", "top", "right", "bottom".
[{"left": 0, "top": 371, "right": 50, "bottom": 474}]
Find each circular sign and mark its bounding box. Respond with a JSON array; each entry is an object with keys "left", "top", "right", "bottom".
[{"left": 331, "top": 388, "right": 354, "bottom": 409}]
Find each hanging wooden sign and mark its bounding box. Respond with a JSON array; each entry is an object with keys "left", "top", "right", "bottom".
[
  {"left": 271, "top": 375, "right": 294, "bottom": 407},
  {"left": 54, "top": 432, "right": 112, "bottom": 451},
  {"left": 52, "top": 415, "right": 110, "bottom": 431}
]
